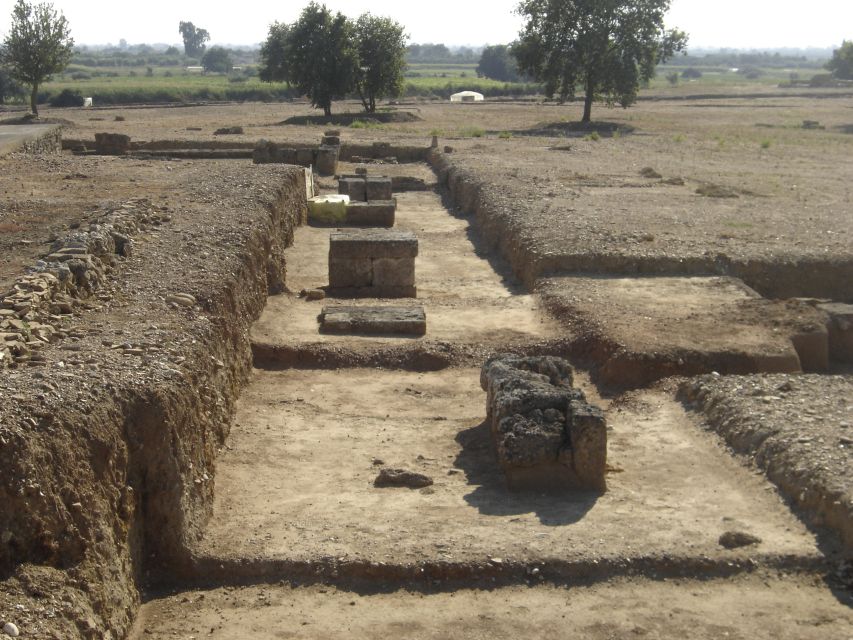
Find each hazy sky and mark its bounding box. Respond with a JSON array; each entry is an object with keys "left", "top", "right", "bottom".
[{"left": 0, "top": 0, "right": 849, "bottom": 49}]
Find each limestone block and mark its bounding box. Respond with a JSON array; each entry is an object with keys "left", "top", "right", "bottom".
[
  {"left": 366, "top": 177, "right": 393, "bottom": 201},
  {"left": 339, "top": 177, "right": 367, "bottom": 202},
  {"left": 345, "top": 201, "right": 395, "bottom": 227},
  {"left": 319, "top": 305, "right": 426, "bottom": 336},
  {"left": 329, "top": 230, "right": 417, "bottom": 259},
  {"left": 372, "top": 257, "right": 415, "bottom": 287},
  {"left": 329, "top": 258, "right": 373, "bottom": 288}
]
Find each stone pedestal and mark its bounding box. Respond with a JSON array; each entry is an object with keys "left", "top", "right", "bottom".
[
  {"left": 315, "top": 145, "right": 339, "bottom": 175},
  {"left": 480, "top": 355, "right": 607, "bottom": 493},
  {"left": 328, "top": 230, "right": 417, "bottom": 298},
  {"left": 319, "top": 305, "right": 426, "bottom": 336}
]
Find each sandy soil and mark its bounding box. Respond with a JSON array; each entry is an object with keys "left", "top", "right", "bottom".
[{"left": 131, "top": 575, "right": 853, "bottom": 640}]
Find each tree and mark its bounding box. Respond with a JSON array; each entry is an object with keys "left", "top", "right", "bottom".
[
  {"left": 201, "top": 46, "right": 232, "bottom": 73},
  {"left": 514, "top": 0, "right": 686, "bottom": 122},
  {"left": 1, "top": 0, "right": 73, "bottom": 117},
  {"left": 477, "top": 44, "right": 523, "bottom": 82},
  {"left": 0, "top": 67, "right": 25, "bottom": 104},
  {"left": 259, "top": 3, "right": 358, "bottom": 116},
  {"left": 826, "top": 41, "right": 853, "bottom": 80},
  {"left": 354, "top": 13, "right": 407, "bottom": 113},
  {"left": 178, "top": 21, "right": 209, "bottom": 57}
]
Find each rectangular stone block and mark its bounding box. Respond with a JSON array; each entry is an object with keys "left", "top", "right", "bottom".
[
  {"left": 316, "top": 145, "right": 339, "bottom": 175},
  {"left": 329, "top": 258, "right": 373, "bottom": 288},
  {"left": 322, "top": 135, "right": 341, "bottom": 146},
  {"left": 372, "top": 257, "right": 415, "bottom": 287},
  {"left": 339, "top": 177, "right": 367, "bottom": 202},
  {"left": 329, "top": 230, "right": 417, "bottom": 259},
  {"left": 319, "top": 305, "right": 426, "bottom": 336},
  {"left": 365, "top": 177, "right": 393, "bottom": 201},
  {"left": 345, "top": 201, "right": 395, "bottom": 227}
]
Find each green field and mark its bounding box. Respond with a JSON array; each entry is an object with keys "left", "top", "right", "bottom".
[{"left": 24, "top": 59, "right": 834, "bottom": 107}]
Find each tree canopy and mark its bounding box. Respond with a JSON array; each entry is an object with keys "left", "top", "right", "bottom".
[
  {"left": 476, "top": 45, "right": 524, "bottom": 82},
  {"left": 260, "top": 3, "right": 406, "bottom": 116},
  {"left": 354, "top": 13, "right": 407, "bottom": 113},
  {"left": 201, "top": 46, "right": 233, "bottom": 73},
  {"left": 826, "top": 41, "right": 853, "bottom": 80},
  {"left": 178, "top": 21, "right": 209, "bottom": 57},
  {"left": 1, "top": 0, "right": 73, "bottom": 116},
  {"left": 514, "top": 0, "right": 686, "bottom": 121}
]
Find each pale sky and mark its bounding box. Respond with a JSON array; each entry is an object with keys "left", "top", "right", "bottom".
[{"left": 0, "top": 0, "right": 849, "bottom": 49}]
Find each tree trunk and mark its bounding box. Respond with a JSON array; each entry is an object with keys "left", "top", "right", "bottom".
[
  {"left": 323, "top": 104, "right": 332, "bottom": 117},
  {"left": 582, "top": 78, "right": 593, "bottom": 123},
  {"left": 30, "top": 84, "right": 39, "bottom": 118}
]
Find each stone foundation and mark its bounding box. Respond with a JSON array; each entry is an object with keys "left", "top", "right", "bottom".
[
  {"left": 480, "top": 355, "right": 607, "bottom": 492},
  {"left": 328, "top": 230, "right": 417, "bottom": 298}
]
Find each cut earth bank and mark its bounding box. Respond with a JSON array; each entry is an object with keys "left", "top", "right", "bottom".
[{"left": 0, "top": 96, "right": 851, "bottom": 638}]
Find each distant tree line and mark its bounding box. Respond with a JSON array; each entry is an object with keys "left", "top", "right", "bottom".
[{"left": 406, "top": 43, "right": 480, "bottom": 64}]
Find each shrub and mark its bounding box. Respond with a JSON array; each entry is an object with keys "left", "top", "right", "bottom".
[{"left": 49, "top": 88, "right": 84, "bottom": 107}]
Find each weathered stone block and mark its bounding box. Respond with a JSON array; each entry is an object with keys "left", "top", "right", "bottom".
[
  {"left": 366, "top": 177, "right": 393, "bottom": 201},
  {"left": 319, "top": 305, "right": 426, "bottom": 336},
  {"left": 339, "top": 177, "right": 367, "bottom": 202},
  {"left": 329, "top": 230, "right": 417, "bottom": 259},
  {"left": 94, "top": 133, "right": 130, "bottom": 155},
  {"left": 316, "top": 145, "right": 339, "bottom": 175},
  {"left": 372, "top": 257, "right": 415, "bottom": 287},
  {"left": 322, "top": 135, "right": 341, "bottom": 146},
  {"left": 481, "top": 355, "right": 607, "bottom": 493},
  {"left": 345, "top": 201, "right": 395, "bottom": 227},
  {"left": 329, "top": 258, "right": 373, "bottom": 288}
]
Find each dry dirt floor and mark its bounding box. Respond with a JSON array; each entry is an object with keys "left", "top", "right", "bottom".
[{"left": 1, "top": 95, "right": 851, "bottom": 638}]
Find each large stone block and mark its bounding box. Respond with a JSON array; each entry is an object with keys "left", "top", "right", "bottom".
[
  {"left": 372, "top": 257, "right": 415, "bottom": 287},
  {"left": 345, "top": 201, "right": 395, "bottom": 228},
  {"left": 329, "top": 258, "right": 373, "bottom": 288},
  {"left": 319, "top": 305, "right": 426, "bottom": 336},
  {"left": 366, "top": 177, "right": 393, "bottom": 201},
  {"left": 329, "top": 230, "right": 417, "bottom": 259},
  {"left": 315, "top": 145, "right": 339, "bottom": 175},
  {"left": 481, "top": 355, "right": 607, "bottom": 493},
  {"left": 339, "top": 177, "right": 367, "bottom": 202}
]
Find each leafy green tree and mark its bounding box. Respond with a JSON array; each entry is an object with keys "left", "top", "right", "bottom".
[
  {"left": 476, "top": 44, "right": 523, "bottom": 82},
  {"left": 354, "top": 13, "right": 407, "bottom": 113},
  {"left": 826, "top": 40, "right": 853, "bottom": 80},
  {"left": 201, "top": 46, "right": 233, "bottom": 73},
  {"left": 514, "top": 0, "right": 686, "bottom": 122},
  {"left": 178, "top": 21, "right": 209, "bottom": 57},
  {"left": 259, "top": 2, "right": 358, "bottom": 116},
  {"left": 1, "top": 0, "right": 73, "bottom": 117},
  {"left": 0, "top": 67, "right": 25, "bottom": 104}
]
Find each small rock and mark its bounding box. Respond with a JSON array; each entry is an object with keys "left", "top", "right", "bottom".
[
  {"left": 166, "top": 293, "right": 196, "bottom": 307},
  {"left": 447, "top": 468, "right": 463, "bottom": 476},
  {"left": 719, "top": 531, "right": 762, "bottom": 549},
  {"left": 2, "top": 622, "right": 20, "bottom": 637},
  {"left": 374, "top": 468, "right": 433, "bottom": 489},
  {"left": 304, "top": 289, "right": 325, "bottom": 301}
]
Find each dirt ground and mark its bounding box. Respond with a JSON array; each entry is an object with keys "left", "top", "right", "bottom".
[
  {"left": 1, "top": 95, "right": 851, "bottom": 638},
  {"left": 131, "top": 575, "right": 853, "bottom": 640}
]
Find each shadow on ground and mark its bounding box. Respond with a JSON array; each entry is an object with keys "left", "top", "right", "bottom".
[
  {"left": 453, "top": 420, "right": 598, "bottom": 526},
  {"left": 514, "top": 120, "right": 637, "bottom": 138}
]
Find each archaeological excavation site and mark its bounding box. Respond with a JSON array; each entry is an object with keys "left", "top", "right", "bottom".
[{"left": 0, "top": 98, "right": 851, "bottom": 639}]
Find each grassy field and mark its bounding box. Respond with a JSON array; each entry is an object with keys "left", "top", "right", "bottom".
[{"left": 23, "top": 59, "right": 834, "bottom": 107}]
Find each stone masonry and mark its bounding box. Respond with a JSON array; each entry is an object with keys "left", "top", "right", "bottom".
[
  {"left": 328, "top": 230, "right": 417, "bottom": 298},
  {"left": 480, "top": 355, "right": 607, "bottom": 492}
]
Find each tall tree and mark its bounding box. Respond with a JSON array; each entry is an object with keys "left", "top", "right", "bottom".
[
  {"left": 201, "top": 46, "right": 232, "bottom": 73},
  {"left": 354, "top": 13, "right": 407, "bottom": 113},
  {"left": 1, "top": 0, "right": 73, "bottom": 117},
  {"left": 826, "top": 40, "right": 853, "bottom": 80},
  {"left": 178, "top": 21, "right": 210, "bottom": 57},
  {"left": 514, "top": 0, "right": 686, "bottom": 122},
  {"left": 477, "top": 44, "right": 523, "bottom": 82},
  {"left": 259, "top": 3, "right": 358, "bottom": 116}
]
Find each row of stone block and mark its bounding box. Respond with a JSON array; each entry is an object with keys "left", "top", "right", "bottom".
[{"left": 339, "top": 176, "right": 393, "bottom": 202}]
